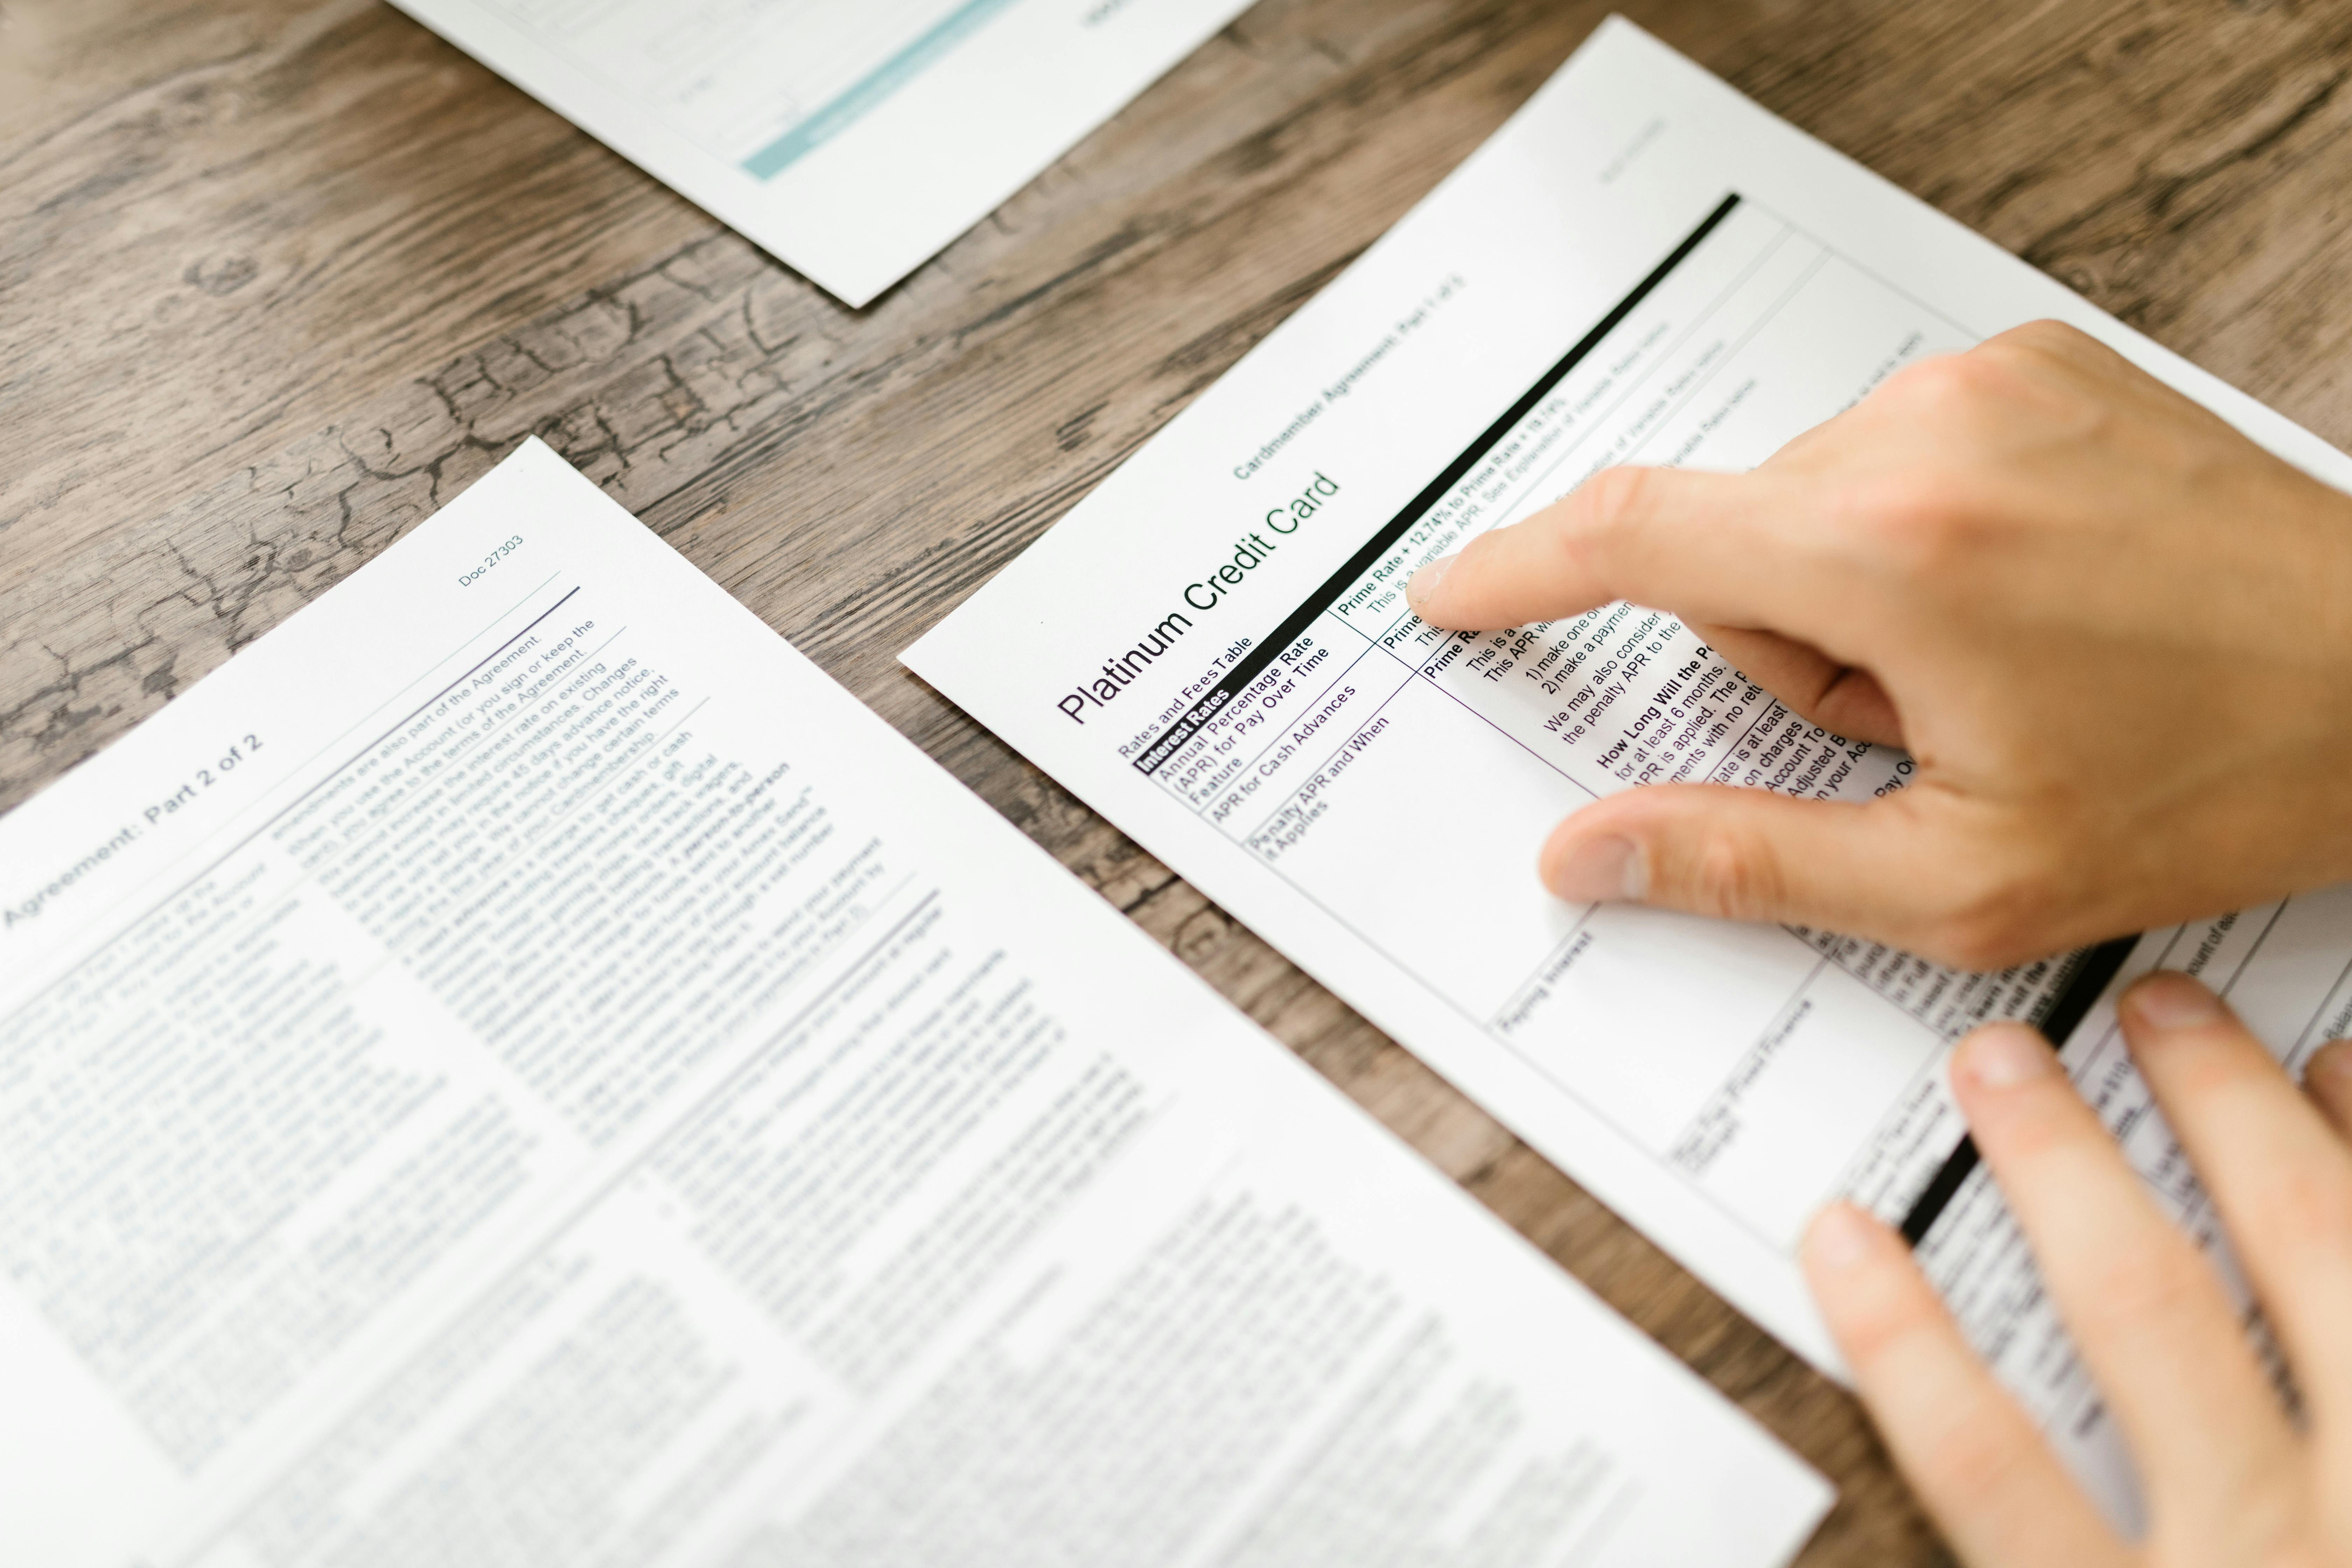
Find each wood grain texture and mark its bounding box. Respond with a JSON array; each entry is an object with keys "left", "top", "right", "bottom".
[{"left": 9, "top": 0, "right": 2352, "bottom": 1559}]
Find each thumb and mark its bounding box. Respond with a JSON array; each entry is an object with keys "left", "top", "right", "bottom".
[{"left": 1540, "top": 784, "right": 2026, "bottom": 969}]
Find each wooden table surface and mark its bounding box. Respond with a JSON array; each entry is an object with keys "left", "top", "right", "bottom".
[{"left": 8, "top": 0, "right": 2352, "bottom": 1560}]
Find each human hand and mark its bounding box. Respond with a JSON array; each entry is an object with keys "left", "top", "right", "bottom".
[
  {"left": 1799, "top": 970, "right": 2352, "bottom": 1567},
  {"left": 1404, "top": 321, "right": 2352, "bottom": 969}
]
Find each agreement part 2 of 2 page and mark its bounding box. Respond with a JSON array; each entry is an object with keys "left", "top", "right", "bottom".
[{"left": 0, "top": 440, "right": 1829, "bottom": 1567}]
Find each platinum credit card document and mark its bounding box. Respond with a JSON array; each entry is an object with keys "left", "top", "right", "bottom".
[{"left": 904, "top": 16, "right": 2352, "bottom": 1527}]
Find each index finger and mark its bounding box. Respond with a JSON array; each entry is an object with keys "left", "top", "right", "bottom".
[{"left": 1405, "top": 464, "right": 1829, "bottom": 632}]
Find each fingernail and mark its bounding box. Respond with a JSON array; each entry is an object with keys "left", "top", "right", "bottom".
[
  {"left": 2124, "top": 970, "right": 2224, "bottom": 1030},
  {"left": 1804, "top": 1203, "right": 1879, "bottom": 1272},
  {"left": 1548, "top": 835, "right": 1645, "bottom": 903},
  {"left": 1957, "top": 1023, "right": 2052, "bottom": 1090},
  {"left": 1407, "top": 554, "right": 1455, "bottom": 612}
]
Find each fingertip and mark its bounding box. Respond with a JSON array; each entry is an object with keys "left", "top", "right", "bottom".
[
  {"left": 1405, "top": 553, "right": 1457, "bottom": 621},
  {"left": 2308, "top": 1036, "right": 2352, "bottom": 1089},
  {"left": 1951, "top": 1021, "right": 2055, "bottom": 1096},
  {"left": 1539, "top": 829, "right": 1645, "bottom": 904},
  {"left": 2302, "top": 1037, "right": 2352, "bottom": 1133},
  {"left": 2120, "top": 968, "right": 2228, "bottom": 1033},
  {"left": 1801, "top": 1200, "right": 1891, "bottom": 1279},
  {"left": 1801, "top": 1202, "right": 1933, "bottom": 1372}
]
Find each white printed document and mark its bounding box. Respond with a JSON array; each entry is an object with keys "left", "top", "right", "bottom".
[
  {"left": 905, "top": 17, "right": 2352, "bottom": 1522},
  {"left": 0, "top": 440, "right": 1828, "bottom": 1566},
  {"left": 386, "top": 0, "right": 1248, "bottom": 306}
]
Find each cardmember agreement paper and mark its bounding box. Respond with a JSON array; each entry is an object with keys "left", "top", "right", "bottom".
[
  {"left": 906, "top": 16, "right": 2352, "bottom": 1522},
  {"left": 0, "top": 439, "right": 1826, "bottom": 1566},
  {"left": 387, "top": 0, "right": 1248, "bottom": 306}
]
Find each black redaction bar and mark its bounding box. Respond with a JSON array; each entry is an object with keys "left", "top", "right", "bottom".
[
  {"left": 1897, "top": 934, "right": 2138, "bottom": 1246},
  {"left": 1130, "top": 191, "right": 1747, "bottom": 777}
]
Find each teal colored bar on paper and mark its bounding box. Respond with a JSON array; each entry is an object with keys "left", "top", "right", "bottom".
[{"left": 740, "top": 0, "right": 1024, "bottom": 180}]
